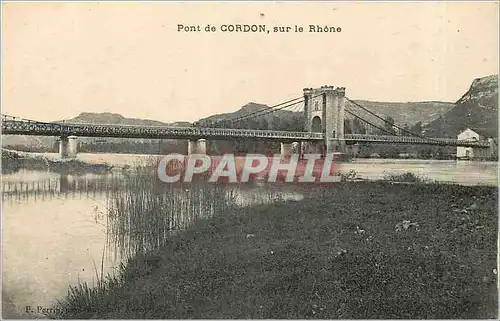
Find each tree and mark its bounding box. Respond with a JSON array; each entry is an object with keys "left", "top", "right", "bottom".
[
  {"left": 410, "top": 121, "right": 423, "bottom": 136},
  {"left": 434, "top": 115, "right": 444, "bottom": 137},
  {"left": 258, "top": 117, "right": 269, "bottom": 130},
  {"left": 379, "top": 144, "right": 400, "bottom": 158},
  {"left": 418, "top": 147, "right": 432, "bottom": 159},
  {"left": 352, "top": 118, "right": 366, "bottom": 134},
  {"left": 244, "top": 118, "right": 260, "bottom": 130},
  {"left": 271, "top": 116, "right": 281, "bottom": 131},
  {"left": 383, "top": 116, "right": 396, "bottom": 135},
  {"left": 289, "top": 115, "right": 304, "bottom": 131},
  {"left": 278, "top": 119, "right": 292, "bottom": 131},
  {"left": 344, "top": 119, "right": 352, "bottom": 134}
]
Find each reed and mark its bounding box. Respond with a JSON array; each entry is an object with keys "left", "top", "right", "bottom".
[{"left": 104, "top": 170, "right": 234, "bottom": 260}]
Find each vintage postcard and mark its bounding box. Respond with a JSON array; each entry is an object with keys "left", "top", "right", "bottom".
[{"left": 1, "top": 1, "right": 498, "bottom": 319}]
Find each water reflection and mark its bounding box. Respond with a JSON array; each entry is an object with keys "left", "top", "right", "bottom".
[
  {"left": 2, "top": 171, "right": 124, "bottom": 203},
  {"left": 2, "top": 186, "right": 113, "bottom": 319},
  {"left": 1, "top": 170, "right": 304, "bottom": 319}
]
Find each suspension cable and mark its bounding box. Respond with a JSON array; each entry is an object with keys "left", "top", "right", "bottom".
[
  {"left": 228, "top": 98, "right": 304, "bottom": 124},
  {"left": 345, "top": 98, "right": 442, "bottom": 143},
  {"left": 344, "top": 108, "right": 395, "bottom": 136},
  {"left": 214, "top": 96, "right": 303, "bottom": 125},
  {"left": 225, "top": 92, "right": 325, "bottom": 125}
]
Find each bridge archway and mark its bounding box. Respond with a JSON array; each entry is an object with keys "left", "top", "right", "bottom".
[{"left": 311, "top": 116, "right": 322, "bottom": 133}]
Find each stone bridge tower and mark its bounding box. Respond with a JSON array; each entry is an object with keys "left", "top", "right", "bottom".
[{"left": 303, "top": 86, "right": 346, "bottom": 153}]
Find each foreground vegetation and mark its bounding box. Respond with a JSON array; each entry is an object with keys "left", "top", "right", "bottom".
[{"left": 54, "top": 180, "right": 497, "bottom": 319}]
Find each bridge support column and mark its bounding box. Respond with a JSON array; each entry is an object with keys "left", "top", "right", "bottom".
[
  {"left": 326, "top": 140, "right": 340, "bottom": 154},
  {"left": 488, "top": 138, "right": 497, "bottom": 159},
  {"left": 188, "top": 139, "right": 207, "bottom": 155},
  {"left": 337, "top": 88, "right": 346, "bottom": 153},
  {"left": 59, "top": 136, "right": 78, "bottom": 159},
  {"left": 68, "top": 136, "right": 78, "bottom": 158},
  {"left": 301, "top": 141, "right": 323, "bottom": 155},
  {"left": 324, "top": 88, "right": 337, "bottom": 155},
  {"left": 59, "top": 136, "right": 68, "bottom": 159},
  {"left": 305, "top": 86, "right": 346, "bottom": 155},
  {"left": 280, "top": 142, "right": 294, "bottom": 159},
  {"left": 327, "top": 139, "right": 346, "bottom": 154}
]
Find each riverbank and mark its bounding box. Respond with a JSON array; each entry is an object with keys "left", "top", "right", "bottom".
[
  {"left": 54, "top": 181, "right": 497, "bottom": 319},
  {"left": 1, "top": 149, "right": 113, "bottom": 175}
]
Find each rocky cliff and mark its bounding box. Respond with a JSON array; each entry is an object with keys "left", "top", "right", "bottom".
[{"left": 424, "top": 75, "right": 498, "bottom": 138}]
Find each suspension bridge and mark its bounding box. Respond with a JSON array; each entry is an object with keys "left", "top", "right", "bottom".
[{"left": 1, "top": 86, "right": 493, "bottom": 159}]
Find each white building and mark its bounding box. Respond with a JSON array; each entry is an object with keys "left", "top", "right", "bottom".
[{"left": 456, "top": 128, "right": 496, "bottom": 159}]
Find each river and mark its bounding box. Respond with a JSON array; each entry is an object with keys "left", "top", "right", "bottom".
[
  {"left": 13, "top": 151, "right": 498, "bottom": 185},
  {"left": 1, "top": 153, "right": 497, "bottom": 318}
]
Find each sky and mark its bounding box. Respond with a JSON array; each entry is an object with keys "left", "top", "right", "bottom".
[{"left": 1, "top": 1, "right": 498, "bottom": 123}]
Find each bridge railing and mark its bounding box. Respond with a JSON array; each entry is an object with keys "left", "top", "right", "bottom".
[
  {"left": 344, "top": 134, "right": 490, "bottom": 147},
  {"left": 1, "top": 119, "right": 490, "bottom": 147},
  {"left": 1, "top": 120, "right": 325, "bottom": 140}
]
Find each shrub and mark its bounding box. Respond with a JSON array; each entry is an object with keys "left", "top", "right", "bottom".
[{"left": 383, "top": 171, "right": 430, "bottom": 183}]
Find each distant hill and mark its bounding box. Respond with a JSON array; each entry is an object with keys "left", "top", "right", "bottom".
[
  {"left": 200, "top": 102, "right": 270, "bottom": 124},
  {"left": 58, "top": 112, "right": 192, "bottom": 127},
  {"left": 424, "top": 75, "right": 498, "bottom": 138}
]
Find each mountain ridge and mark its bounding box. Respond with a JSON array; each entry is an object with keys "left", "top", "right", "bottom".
[
  {"left": 424, "top": 74, "right": 498, "bottom": 138},
  {"left": 59, "top": 112, "right": 190, "bottom": 127}
]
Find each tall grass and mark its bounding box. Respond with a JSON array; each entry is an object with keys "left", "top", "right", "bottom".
[
  {"left": 105, "top": 172, "right": 234, "bottom": 260},
  {"left": 51, "top": 263, "right": 127, "bottom": 319}
]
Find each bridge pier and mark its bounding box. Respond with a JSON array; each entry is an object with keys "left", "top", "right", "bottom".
[
  {"left": 280, "top": 142, "right": 294, "bottom": 159},
  {"left": 59, "top": 136, "right": 78, "bottom": 159},
  {"left": 488, "top": 138, "right": 497, "bottom": 159},
  {"left": 301, "top": 141, "right": 324, "bottom": 155},
  {"left": 188, "top": 139, "right": 207, "bottom": 155},
  {"left": 326, "top": 139, "right": 347, "bottom": 154}
]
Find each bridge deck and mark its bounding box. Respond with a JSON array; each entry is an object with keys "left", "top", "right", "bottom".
[{"left": 1, "top": 119, "right": 491, "bottom": 147}]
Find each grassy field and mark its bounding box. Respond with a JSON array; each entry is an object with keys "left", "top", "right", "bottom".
[{"left": 56, "top": 181, "right": 497, "bottom": 319}]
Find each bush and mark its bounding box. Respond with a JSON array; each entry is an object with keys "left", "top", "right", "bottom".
[
  {"left": 383, "top": 171, "right": 430, "bottom": 183},
  {"left": 337, "top": 169, "right": 359, "bottom": 182}
]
